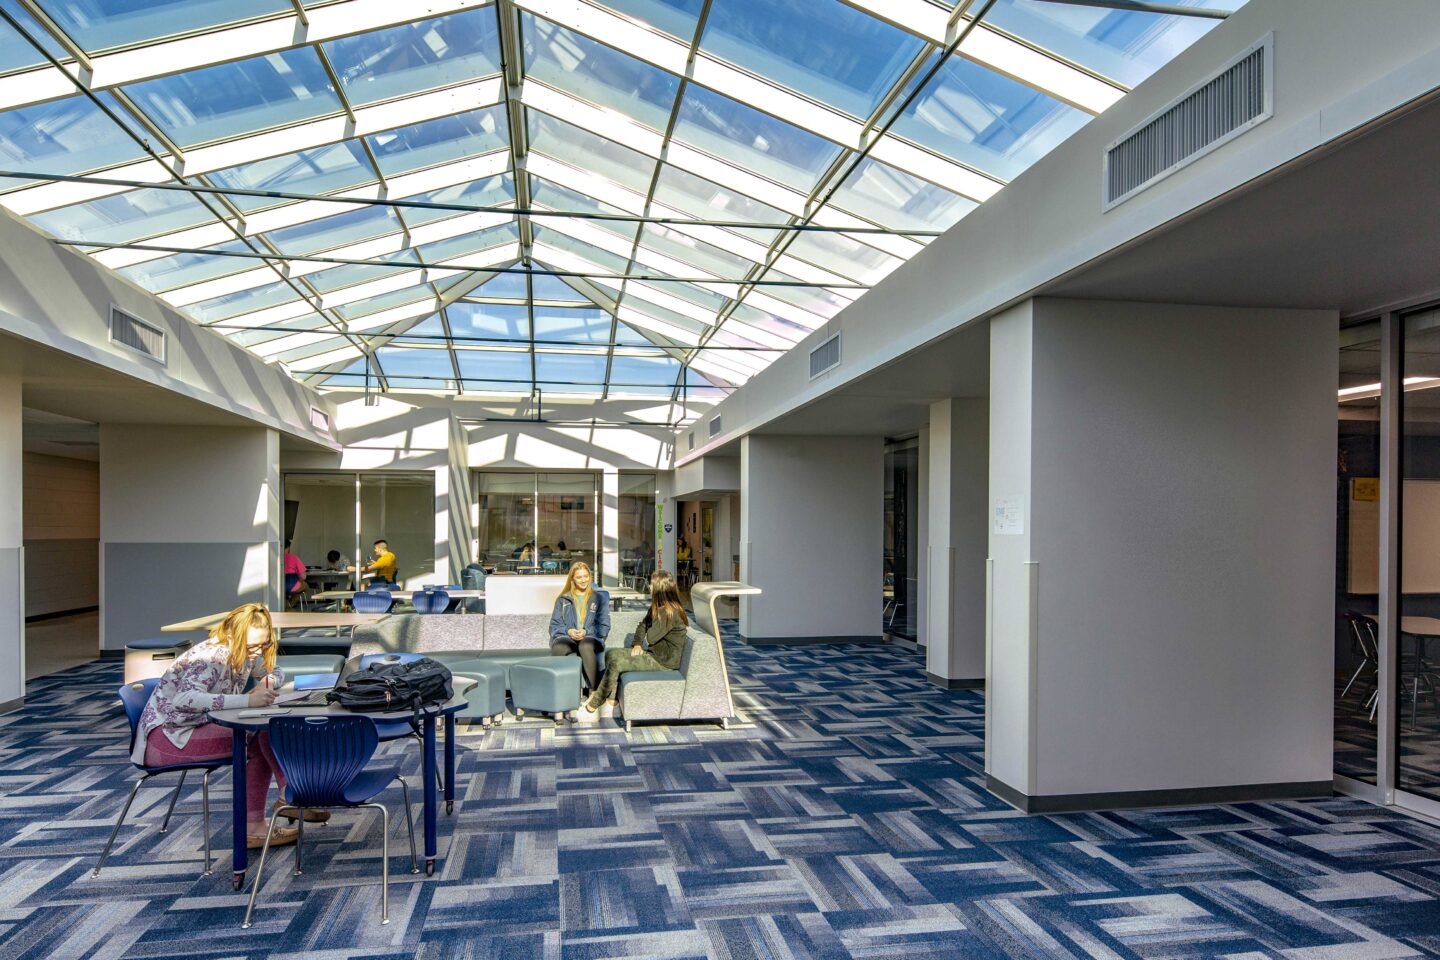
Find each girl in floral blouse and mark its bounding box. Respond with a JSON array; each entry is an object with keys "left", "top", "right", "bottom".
[{"left": 133, "top": 603, "right": 314, "bottom": 848}]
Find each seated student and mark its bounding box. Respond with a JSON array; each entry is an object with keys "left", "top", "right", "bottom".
[
  {"left": 323, "top": 549, "right": 352, "bottom": 572},
  {"left": 352, "top": 538, "right": 397, "bottom": 586},
  {"left": 578, "top": 570, "right": 687, "bottom": 721},
  {"left": 282, "top": 540, "right": 306, "bottom": 603},
  {"left": 134, "top": 603, "right": 326, "bottom": 849},
  {"left": 548, "top": 561, "right": 610, "bottom": 690}
]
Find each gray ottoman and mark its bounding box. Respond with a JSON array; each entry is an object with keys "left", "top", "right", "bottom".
[
  {"left": 447, "top": 660, "right": 507, "bottom": 727},
  {"left": 509, "top": 657, "right": 582, "bottom": 721}
]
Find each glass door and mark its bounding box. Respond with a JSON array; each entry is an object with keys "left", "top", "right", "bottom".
[{"left": 884, "top": 438, "right": 919, "bottom": 640}]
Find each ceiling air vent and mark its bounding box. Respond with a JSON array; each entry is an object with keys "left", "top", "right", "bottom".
[
  {"left": 310, "top": 407, "right": 331, "bottom": 432},
  {"left": 109, "top": 305, "right": 166, "bottom": 364},
  {"left": 708, "top": 416, "right": 722, "bottom": 438},
  {"left": 1104, "top": 33, "right": 1273, "bottom": 210},
  {"left": 809, "top": 333, "right": 840, "bottom": 380}
]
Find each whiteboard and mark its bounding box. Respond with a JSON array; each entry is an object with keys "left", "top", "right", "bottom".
[{"left": 1348, "top": 478, "right": 1440, "bottom": 593}]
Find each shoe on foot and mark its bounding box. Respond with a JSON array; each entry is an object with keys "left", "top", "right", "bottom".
[
  {"left": 598, "top": 702, "right": 616, "bottom": 719},
  {"left": 273, "top": 802, "right": 329, "bottom": 823},
  {"left": 575, "top": 703, "right": 600, "bottom": 722},
  {"left": 247, "top": 825, "right": 299, "bottom": 849}
]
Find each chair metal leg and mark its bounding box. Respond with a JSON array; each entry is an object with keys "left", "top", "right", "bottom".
[
  {"left": 396, "top": 777, "right": 419, "bottom": 874},
  {"left": 294, "top": 809, "right": 305, "bottom": 875},
  {"left": 242, "top": 808, "right": 288, "bottom": 929},
  {"left": 1340, "top": 658, "right": 1371, "bottom": 699},
  {"left": 201, "top": 770, "right": 213, "bottom": 876},
  {"left": 159, "top": 770, "right": 188, "bottom": 833},
  {"left": 93, "top": 775, "right": 147, "bottom": 877},
  {"left": 364, "top": 803, "right": 391, "bottom": 925}
]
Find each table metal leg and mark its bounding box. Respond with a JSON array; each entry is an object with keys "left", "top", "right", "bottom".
[
  {"left": 423, "top": 715, "right": 437, "bottom": 875},
  {"left": 231, "top": 729, "right": 248, "bottom": 889},
  {"left": 444, "top": 713, "right": 456, "bottom": 815}
]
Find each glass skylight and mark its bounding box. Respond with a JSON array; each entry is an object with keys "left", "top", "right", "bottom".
[{"left": 0, "top": 0, "right": 1244, "bottom": 412}]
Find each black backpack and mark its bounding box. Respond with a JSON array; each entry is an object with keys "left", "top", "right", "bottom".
[{"left": 328, "top": 657, "right": 453, "bottom": 724}]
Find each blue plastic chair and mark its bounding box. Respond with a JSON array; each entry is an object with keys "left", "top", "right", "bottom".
[
  {"left": 440, "top": 584, "right": 464, "bottom": 614},
  {"left": 352, "top": 589, "right": 393, "bottom": 613},
  {"left": 541, "top": 560, "right": 560, "bottom": 573},
  {"left": 412, "top": 589, "right": 449, "bottom": 615},
  {"left": 94, "top": 679, "right": 226, "bottom": 877},
  {"left": 243, "top": 715, "right": 416, "bottom": 928},
  {"left": 352, "top": 653, "right": 445, "bottom": 790}
]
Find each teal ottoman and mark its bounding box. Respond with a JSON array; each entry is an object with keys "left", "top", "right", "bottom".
[
  {"left": 446, "top": 659, "right": 507, "bottom": 727},
  {"left": 509, "top": 657, "right": 582, "bottom": 721}
]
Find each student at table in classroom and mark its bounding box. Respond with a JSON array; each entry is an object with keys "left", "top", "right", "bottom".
[
  {"left": 323, "top": 549, "right": 352, "bottom": 571},
  {"left": 134, "top": 603, "right": 326, "bottom": 849},
  {"left": 351, "top": 538, "right": 397, "bottom": 586},
  {"left": 282, "top": 540, "right": 307, "bottom": 604}
]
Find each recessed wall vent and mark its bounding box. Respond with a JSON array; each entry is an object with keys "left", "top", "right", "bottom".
[
  {"left": 809, "top": 333, "right": 841, "bottom": 380},
  {"left": 310, "top": 407, "right": 331, "bottom": 432},
  {"left": 708, "top": 416, "right": 722, "bottom": 438},
  {"left": 1104, "top": 33, "right": 1273, "bottom": 210},
  {"left": 108, "top": 305, "right": 166, "bottom": 363}
]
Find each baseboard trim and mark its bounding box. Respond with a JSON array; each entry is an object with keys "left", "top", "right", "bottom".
[
  {"left": 985, "top": 774, "right": 1333, "bottom": 814},
  {"left": 927, "top": 673, "right": 983, "bottom": 689},
  {"left": 0, "top": 696, "right": 22, "bottom": 714},
  {"left": 25, "top": 605, "right": 98, "bottom": 624},
  {"left": 737, "top": 634, "right": 887, "bottom": 646}
]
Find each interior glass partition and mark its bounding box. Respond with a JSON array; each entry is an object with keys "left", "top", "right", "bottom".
[
  {"left": 283, "top": 471, "right": 435, "bottom": 587},
  {"left": 884, "top": 438, "right": 919, "bottom": 640},
  {"left": 1399, "top": 307, "right": 1440, "bottom": 799},
  {"left": 619, "top": 473, "right": 657, "bottom": 590},
  {"left": 475, "top": 471, "right": 600, "bottom": 577},
  {"left": 1336, "top": 319, "right": 1381, "bottom": 784}
]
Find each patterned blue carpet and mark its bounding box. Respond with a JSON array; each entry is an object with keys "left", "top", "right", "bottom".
[{"left": 6, "top": 637, "right": 1440, "bottom": 959}]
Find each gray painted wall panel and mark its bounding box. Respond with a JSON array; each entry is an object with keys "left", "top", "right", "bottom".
[
  {"left": 0, "top": 547, "right": 21, "bottom": 704},
  {"left": 102, "top": 542, "right": 268, "bottom": 650}
]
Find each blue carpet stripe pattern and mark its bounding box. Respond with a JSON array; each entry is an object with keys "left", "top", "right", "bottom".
[{"left": 5, "top": 637, "right": 1440, "bottom": 959}]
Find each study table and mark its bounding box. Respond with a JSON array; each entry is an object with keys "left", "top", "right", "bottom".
[
  {"left": 310, "top": 589, "right": 486, "bottom": 602},
  {"left": 160, "top": 612, "right": 391, "bottom": 633},
  {"left": 210, "top": 683, "right": 470, "bottom": 887}
]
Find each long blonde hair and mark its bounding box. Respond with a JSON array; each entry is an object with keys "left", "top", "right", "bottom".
[
  {"left": 210, "top": 603, "right": 276, "bottom": 675},
  {"left": 648, "top": 570, "right": 688, "bottom": 626},
  {"left": 558, "top": 561, "right": 594, "bottom": 599}
]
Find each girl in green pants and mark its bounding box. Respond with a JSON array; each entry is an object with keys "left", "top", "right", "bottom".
[{"left": 579, "top": 570, "right": 688, "bottom": 721}]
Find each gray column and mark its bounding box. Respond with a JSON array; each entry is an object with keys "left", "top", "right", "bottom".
[
  {"left": 986, "top": 298, "right": 1336, "bottom": 812},
  {"left": 926, "top": 398, "right": 988, "bottom": 686},
  {"left": 100, "top": 425, "right": 280, "bottom": 651},
  {"left": 0, "top": 376, "right": 22, "bottom": 710},
  {"left": 739, "top": 435, "right": 882, "bottom": 643}
]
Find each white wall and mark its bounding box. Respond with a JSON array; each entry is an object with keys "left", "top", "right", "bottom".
[
  {"left": 989, "top": 299, "right": 1335, "bottom": 802},
  {"left": 739, "top": 435, "right": 882, "bottom": 641},
  {"left": 679, "top": 0, "right": 1440, "bottom": 463},
  {"left": 23, "top": 453, "right": 98, "bottom": 617},
  {"left": 100, "top": 425, "right": 280, "bottom": 650},
  {"left": 926, "top": 398, "right": 988, "bottom": 683},
  {"left": 0, "top": 377, "right": 22, "bottom": 706}
]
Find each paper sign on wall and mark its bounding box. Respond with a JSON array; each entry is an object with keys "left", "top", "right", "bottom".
[
  {"left": 1353, "top": 477, "right": 1379, "bottom": 502},
  {"left": 993, "top": 497, "right": 1024, "bottom": 535}
]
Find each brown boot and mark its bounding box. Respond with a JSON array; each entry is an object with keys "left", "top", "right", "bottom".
[
  {"left": 247, "top": 825, "right": 299, "bottom": 849},
  {"left": 272, "top": 802, "right": 330, "bottom": 823}
]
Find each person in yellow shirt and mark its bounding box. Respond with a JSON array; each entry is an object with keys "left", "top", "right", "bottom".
[{"left": 351, "top": 538, "right": 398, "bottom": 586}]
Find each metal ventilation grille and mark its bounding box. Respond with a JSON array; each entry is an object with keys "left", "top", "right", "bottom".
[
  {"left": 310, "top": 407, "right": 331, "bottom": 432},
  {"left": 1105, "top": 35, "right": 1272, "bottom": 209},
  {"left": 809, "top": 333, "right": 840, "bottom": 379},
  {"left": 109, "top": 306, "right": 166, "bottom": 363},
  {"left": 708, "top": 416, "right": 722, "bottom": 437}
]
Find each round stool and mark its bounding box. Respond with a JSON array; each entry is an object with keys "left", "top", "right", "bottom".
[
  {"left": 123, "top": 638, "right": 192, "bottom": 683},
  {"left": 446, "top": 660, "right": 507, "bottom": 727},
  {"left": 509, "top": 657, "right": 582, "bottom": 721}
]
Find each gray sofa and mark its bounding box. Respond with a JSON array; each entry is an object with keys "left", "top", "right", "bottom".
[{"left": 615, "top": 581, "right": 759, "bottom": 731}]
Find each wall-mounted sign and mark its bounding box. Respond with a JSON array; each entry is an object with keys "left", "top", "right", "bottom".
[
  {"left": 663, "top": 523, "right": 673, "bottom": 533},
  {"left": 1353, "top": 477, "right": 1379, "bottom": 502},
  {"left": 993, "top": 496, "right": 1024, "bottom": 536}
]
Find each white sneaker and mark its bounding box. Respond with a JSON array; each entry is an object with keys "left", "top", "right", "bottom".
[
  {"left": 575, "top": 704, "right": 600, "bottom": 723},
  {"left": 598, "top": 703, "right": 616, "bottom": 719}
]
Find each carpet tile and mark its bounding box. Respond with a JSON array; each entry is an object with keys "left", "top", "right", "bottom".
[{"left": 6, "top": 634, "right": 1440, "bottom": 958}]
